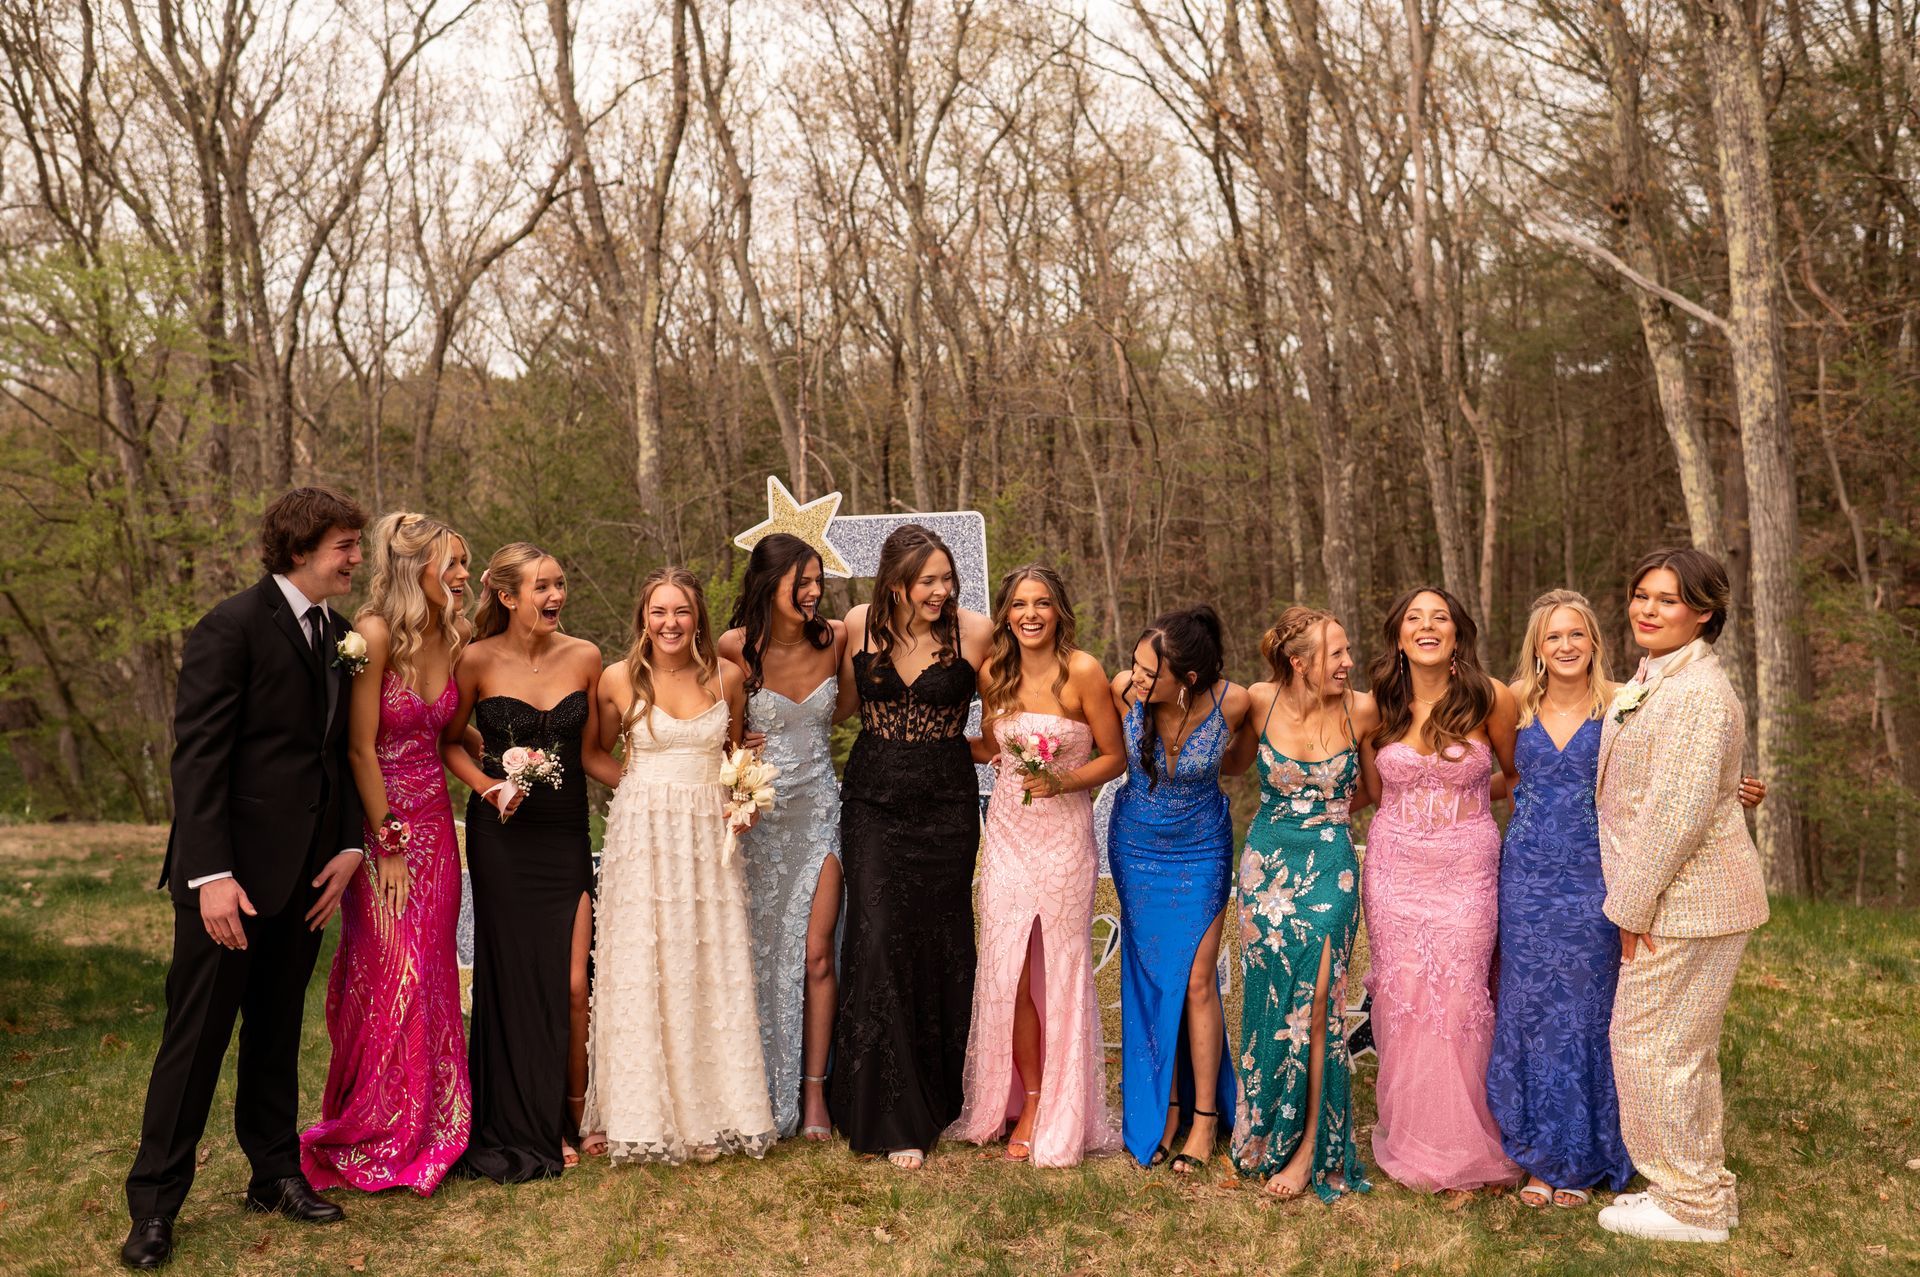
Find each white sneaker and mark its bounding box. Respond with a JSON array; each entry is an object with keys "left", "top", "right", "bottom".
[
  {"left": 1611, "top": 1192, "right": 1649, "bottom": 1207},
  {"left": 1597, "top": 1196, "right": 1729, "bottom": 1244}
]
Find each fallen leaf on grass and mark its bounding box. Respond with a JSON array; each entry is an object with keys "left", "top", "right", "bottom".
[
  {"left": 872, "top": 1227, "right": 894, "bottom": 1244},
  {"left": 249, "top": 1234, "right": 270, "bottom": 1254},
  {"left": 81, "top": 1197, "right": 102, "bottom": 1215},
  {"left": 1444, "top": 1190, "right": 1474, "bottom": 1211},
  {"left": 346, "top": 1255, "right": 368, "bottom": 1271},
  {"left": 1906, "top": 1157, "right": 1920, "bottom": 1171},
  {"left": 1866, "top": 1245, "right": 1889, "bottom": 1257}
]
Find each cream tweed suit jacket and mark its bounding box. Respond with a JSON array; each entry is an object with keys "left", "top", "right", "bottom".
[{"left": 1596, "top": 651, "right": 1770, "bottom": 938}]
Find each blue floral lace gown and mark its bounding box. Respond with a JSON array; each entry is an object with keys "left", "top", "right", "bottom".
[
  {"left": 1107, "top": 691, "right": 1237, "bottom": 1167},
  {"left": 741, "top": 677, "right": 842, "bottom": 1138},
  {"left": 1485, "top": 716, "right": 1635, "bottom": 1192},
  {"left": 1230, "top": 704, "right": 1369, "bottom": 1201}
]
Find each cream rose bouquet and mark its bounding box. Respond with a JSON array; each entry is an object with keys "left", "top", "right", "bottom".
[{"left": 720, "top": 746, "right": 780, "bottom": 837}]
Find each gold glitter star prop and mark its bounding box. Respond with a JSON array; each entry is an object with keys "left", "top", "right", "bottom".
[{"left": 731, "top": 475, "right": 850, "bottom": 577}]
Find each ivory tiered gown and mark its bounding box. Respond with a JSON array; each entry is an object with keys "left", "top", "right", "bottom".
[{"left": 581, "top": 701, "right": 776, "bottom": 1164}]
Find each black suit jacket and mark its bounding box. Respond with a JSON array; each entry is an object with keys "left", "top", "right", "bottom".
[{"left": 160, "top": 575, "right": 363, "bottom": 914}]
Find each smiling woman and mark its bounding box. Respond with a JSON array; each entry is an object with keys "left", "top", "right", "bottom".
[
  {"left": 300, "top": 511, "right": 475, "bottom": 1198},
  {"left": 1595, "top": 548, "right": 1770, "bottom": 1244},
  {"left": 438, "top": 543, "right": 623, "bottom": 1183},
  {"left": 1358, "top": 586, "right": 1522, "bottom": 1195}
]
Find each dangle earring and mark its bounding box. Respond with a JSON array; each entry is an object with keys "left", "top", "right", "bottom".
[
  {"left": 1535, "top": 657, "right": 1546, "bottom": 676},
  {"left": 1450, "top": 654, "right": 1458, "bottom": 676},
  {"left": 1178, "top": 686, "right": 1190, "bottom": 711}
]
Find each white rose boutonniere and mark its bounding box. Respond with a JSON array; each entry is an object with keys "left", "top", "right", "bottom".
[
  {"left": 1610, "top": 681, "right": 1652, "bottom": 724},
  {"left": 333, "top": 631, "right": 369, "bottom": 675}
]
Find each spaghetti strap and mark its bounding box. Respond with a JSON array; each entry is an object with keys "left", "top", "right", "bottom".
[{"left": 1258, "top": 685, "right": 1280, "bottom": 742}]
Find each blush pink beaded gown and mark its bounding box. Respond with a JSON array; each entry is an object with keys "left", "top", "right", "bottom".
[
  {"left": 946, "top": 713, "right": 1120, "bottom": 1167},
  {"left": 301, "top": 670, "right": 471, "bottom": 1194},
  {"left": 1361, "top": 738, "right": 1520, "bottom": 1193}
]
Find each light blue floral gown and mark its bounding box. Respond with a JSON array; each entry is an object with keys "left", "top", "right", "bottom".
[{"left": 740, "top": 677, "right": 842, "bottom": 1138}]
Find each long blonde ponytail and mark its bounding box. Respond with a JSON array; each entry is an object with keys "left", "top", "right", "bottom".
[{"left": 358, "top": 512, "right": 469, "bottom": 690}]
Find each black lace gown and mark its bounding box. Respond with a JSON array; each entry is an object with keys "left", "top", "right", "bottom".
[
  {"left": 829, "top": 651, "right": 981, "bottom": 1154},
  {"left": 458, "top": 691, "right": 593, "bottom": 1183}
]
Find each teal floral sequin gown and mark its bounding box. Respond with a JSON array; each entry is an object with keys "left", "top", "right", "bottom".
[{"left": 1230, "top": 729, "right": 1370, "bottom": 1201}]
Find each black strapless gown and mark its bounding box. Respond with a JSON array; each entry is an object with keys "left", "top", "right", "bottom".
[
  {"left": 458, "top": 691, "right": 592, "bottom": 1183},
  {"left": 828, "top": 652, "right": 980, "bottom": 1154}
]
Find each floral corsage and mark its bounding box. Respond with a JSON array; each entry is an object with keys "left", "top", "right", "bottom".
[
  {"left": 373, "top": 814, "right": 412, "bottom": 858},
  {"left": 333, "top": 631, "right": 369, "bottom": 675}
]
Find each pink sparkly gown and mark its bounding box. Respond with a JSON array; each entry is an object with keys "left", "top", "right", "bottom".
[
  {"left": 1361, "top": 738, "right": 1520, "bottom": 1193},
  {"left": 945, "top": 712, "right": 1120, "bottom": 1167},
  {"left": 300, "top": 670, "right": 471, "bottom": 1193}
]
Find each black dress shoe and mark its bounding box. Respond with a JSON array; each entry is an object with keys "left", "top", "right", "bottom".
[
  {"left": 243, "top": 1175, "right": 345, "bottom": 1223},
  {"left": 120, "top": 1217, "right": 173, "bottom": 1269}
]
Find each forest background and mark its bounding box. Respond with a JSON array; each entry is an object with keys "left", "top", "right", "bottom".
[{"left": 0, "top": 0, "right": 1914, "bottom": 906}]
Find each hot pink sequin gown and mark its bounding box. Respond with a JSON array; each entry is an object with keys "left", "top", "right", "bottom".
[
  {"left": 300, "top": 671, "right": 471, "bottom": 1193},
  {"left": 1361, "top": 738, "right": 1520, "bottom": 1193},
  {"left": 945, "top": 713, "right": 1120, "bottom": 1166}
]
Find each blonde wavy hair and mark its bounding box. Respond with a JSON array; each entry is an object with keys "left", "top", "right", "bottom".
[
  {"left": 620, "top": 566, "right": 720, "bottom": 741},
  {"left": 1511, "top": 588, "right": 1614, "bottom": 728},
  {"left": 357, "top": 512, "right": 469, "bottom": 691}
]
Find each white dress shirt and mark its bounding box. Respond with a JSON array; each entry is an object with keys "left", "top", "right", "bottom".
[{"left": 187, "top": 576, "right": 362, "bottom": 891}]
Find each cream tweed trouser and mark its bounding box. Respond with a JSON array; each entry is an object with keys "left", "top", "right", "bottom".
[{"left": 1610, "top": 930, "right": 1749, "bottom": 1231}]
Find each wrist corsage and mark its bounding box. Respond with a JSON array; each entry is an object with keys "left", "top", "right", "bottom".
[
  {"left": 373, "top": 813, "right": 411, "bottom": 857},
  {"left": 334, "top": 631, "right": 369, "bottom": 675}
]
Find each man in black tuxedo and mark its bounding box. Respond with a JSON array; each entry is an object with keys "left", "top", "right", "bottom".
[{"left": 122, "top": 487, "right": 370, "bottom": 1270}]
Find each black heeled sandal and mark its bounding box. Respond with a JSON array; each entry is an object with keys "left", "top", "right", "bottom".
[
  {"left": 1169, "top": 1107, "right": 1219, "bottom": 1176},
  {"left": 1149, "top": 1101, "right": 1184, "bottom": 1168}
]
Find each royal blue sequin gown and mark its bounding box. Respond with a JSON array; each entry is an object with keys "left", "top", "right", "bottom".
[
  {"left": 1485, "top": 716, "right": 1635, "bottom": 1191},
  {"left": 1106, "top": 692, "right": 1237, "bottom": 1167}
]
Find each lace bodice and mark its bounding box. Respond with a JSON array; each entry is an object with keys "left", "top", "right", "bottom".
[
  {"left": 852, "top": 651, "right": 974, "bottom": 742},
  {"left": 1374, "top": 739, "right": 1492, "bottom": 833}
]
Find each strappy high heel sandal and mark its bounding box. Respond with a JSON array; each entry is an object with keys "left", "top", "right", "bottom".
[
  {"left": 800, "top": 1074, "right": 832, "bottom": 1141},
  {"left": 565, "top": 1095, "right": 606, "bottom": 1162},
  {"left": 1150, "top": 1101, "right": 1184, "bottom": 1169},
  {"left": 1169, "top": 1107, "right": 1219, "bottom": 1177},
  {"left": 1006, "top": 1089, "right": 1041, "bottom": 1162}
]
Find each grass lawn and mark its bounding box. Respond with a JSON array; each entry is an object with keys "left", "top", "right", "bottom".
[{"left": 1, "top": 823, "right": 1916, "bottom": 1276}]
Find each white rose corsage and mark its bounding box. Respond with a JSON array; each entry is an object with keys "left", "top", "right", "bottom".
[
  {"left": 333, "top": 631, "right": 369, "bottom": 675},
  {"left": 1610, "top": 681, "right": 1652, "bottom": 724}
]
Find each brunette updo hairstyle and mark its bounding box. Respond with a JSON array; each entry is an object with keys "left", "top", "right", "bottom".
[
  {"left": 1628, "top": 547, "right": 1732, "bottom": 643},
  {"left": 1134, "top": 605, "right": 1225, "bottom": 792}
]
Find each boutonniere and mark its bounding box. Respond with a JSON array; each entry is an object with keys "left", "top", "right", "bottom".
[
  {"left": 333, "top": 631, "right": 369, "bottom": 676},
  {"left": 1610, "top": 681, "right": 1652, "bottom": 724}
]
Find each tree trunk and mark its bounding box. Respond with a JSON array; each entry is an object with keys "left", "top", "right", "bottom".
[{"left": 1687, "top": 0, "right": 1807, "bottom": 893}]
